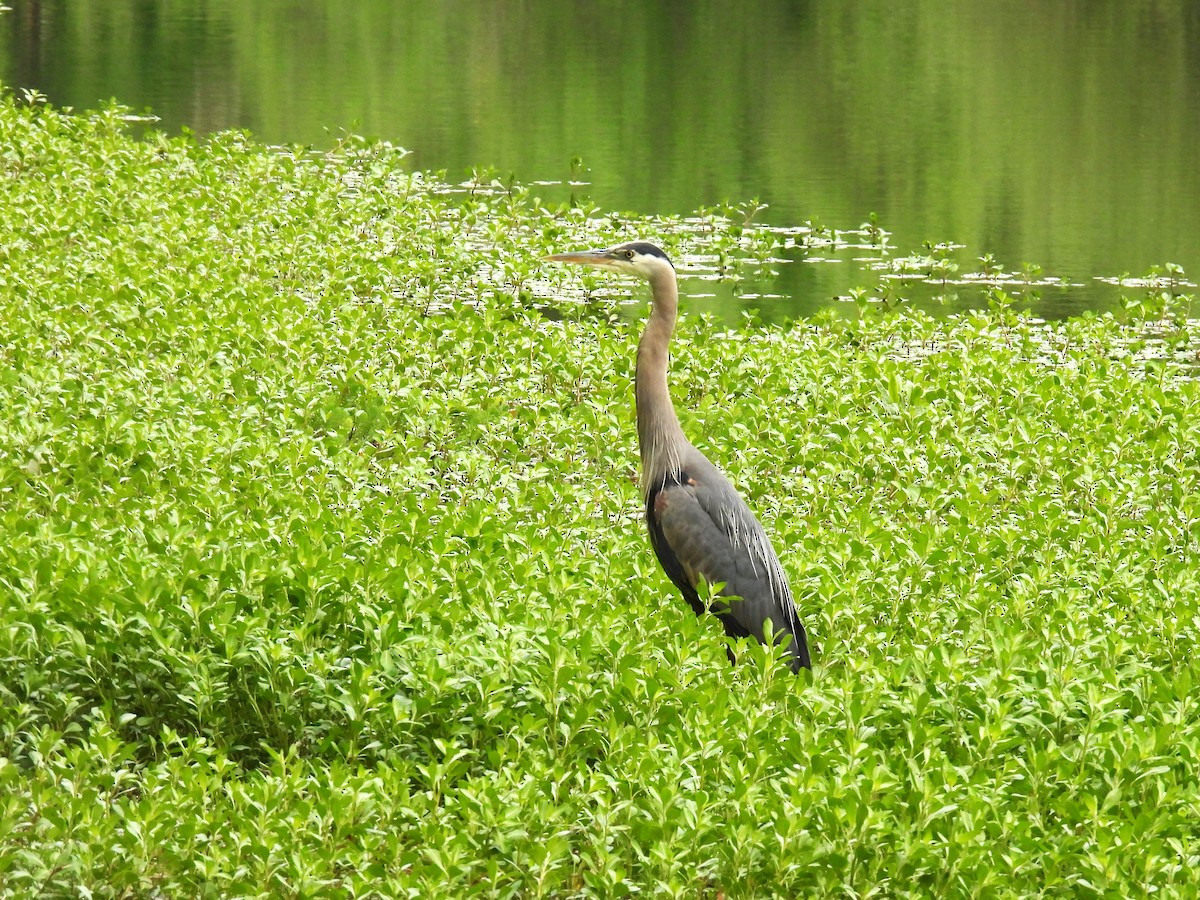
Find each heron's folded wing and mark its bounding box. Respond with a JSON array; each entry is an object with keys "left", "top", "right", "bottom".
[{"left": 653, "top": 482, "right": 794, "bottom": 645}]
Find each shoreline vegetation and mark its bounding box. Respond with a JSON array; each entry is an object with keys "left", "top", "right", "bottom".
[{"left": 2, "top": 90, "right": 1199, "bottom": 896}]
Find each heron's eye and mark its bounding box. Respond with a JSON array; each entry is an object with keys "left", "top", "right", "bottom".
[{"left": 623, "top": 249, "right": 634, "bottom": 260}]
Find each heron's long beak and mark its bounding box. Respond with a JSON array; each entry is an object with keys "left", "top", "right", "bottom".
[{"left": 543, "top": 248, "right": 616, "bottom": 269}]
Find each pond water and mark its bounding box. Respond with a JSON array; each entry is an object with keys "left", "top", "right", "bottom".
[{"left": 3, "top": 1, "right": 1198, "bottom": 321}]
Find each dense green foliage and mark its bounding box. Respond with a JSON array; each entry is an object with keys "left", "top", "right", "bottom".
[{"left": 1, "top": 93, "right": 1199, "bottom": 897}]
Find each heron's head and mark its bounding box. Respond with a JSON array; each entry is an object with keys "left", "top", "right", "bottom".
[{"left": 543, "top": 241, "right": 674, "bottom": 282}]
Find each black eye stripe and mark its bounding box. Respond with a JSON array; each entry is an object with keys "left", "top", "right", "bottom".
[{"left": 621, "top": 242, "right": 673, "bottom": 268}]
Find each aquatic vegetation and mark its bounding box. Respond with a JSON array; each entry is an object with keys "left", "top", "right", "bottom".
[{"left": 1, "top": 91, "right": 1200, "bottom": 897}]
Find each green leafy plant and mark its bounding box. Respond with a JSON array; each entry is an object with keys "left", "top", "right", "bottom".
[{"left": 1, "top": 90, "right": 1199, "bottom": 898}]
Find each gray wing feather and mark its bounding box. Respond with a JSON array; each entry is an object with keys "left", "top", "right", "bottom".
[{"left": 654, "top": 460, "right": 803, "bottom": 656}]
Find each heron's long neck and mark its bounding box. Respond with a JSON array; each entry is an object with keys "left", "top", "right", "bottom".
[{"left": 636, "top": 269, "right": 688, "bottom": 496}]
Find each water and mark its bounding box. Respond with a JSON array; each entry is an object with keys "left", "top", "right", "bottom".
[{"left": 3, "top": 1, "right": 1198, "bottom": 321}]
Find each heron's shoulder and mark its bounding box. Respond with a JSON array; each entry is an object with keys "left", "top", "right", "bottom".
[
  {"left": 674, "top": 449, "right": 746, "bottom": 502},
  {"left": 677, "top": 445, "right": 723, "bottom": 477}
]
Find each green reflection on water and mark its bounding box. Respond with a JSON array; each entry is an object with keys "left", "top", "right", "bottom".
[{"left": 2, "top": 1, "right": 1198, "bottom": 320}]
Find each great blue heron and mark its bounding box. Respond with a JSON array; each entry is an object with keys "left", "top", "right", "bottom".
[{"left": 545, "top": 241, "right": 812, "bottom": 672}]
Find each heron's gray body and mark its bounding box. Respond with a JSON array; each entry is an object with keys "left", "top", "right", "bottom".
[
  {"left": 646, "top": 447, "right": 810, "bottom": 672},
  {"left": 545, "top": 240, "right": 811, "bottom": 671}
]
